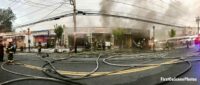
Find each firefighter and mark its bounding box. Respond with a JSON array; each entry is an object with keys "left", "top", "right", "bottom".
[
  {"left": 186, "top": 40, "right": 190, "bottom": 48},
  {"left": 38, "top": 42, "right": 42, "bottom": 53},
  {"left": 102, "top": 40, "right": 106, "bottom": 51},
  {"left": 6, "top": 42, "right": 14, "bottom": 64},
  {"left": 0, "top": 41, "right": 4, "bottom": 62}
]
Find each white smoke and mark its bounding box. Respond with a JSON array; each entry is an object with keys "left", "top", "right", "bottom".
[{"left": 99, "top": 0, "right": 199, "bottom": 40}]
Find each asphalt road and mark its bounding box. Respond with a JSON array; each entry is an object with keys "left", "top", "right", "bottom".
[
  {"left": 0, "top": 48, "right": 198, "bottom": 85},
  {"left": 163, "top": 56, "right": 200, "bottom": 85}
]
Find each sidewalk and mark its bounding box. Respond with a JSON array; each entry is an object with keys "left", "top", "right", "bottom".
[
  {"left": 16, "top": 48, "right": 83, "bottom": 53},
  {"left": 15, "top": 47, "right": 198, "bottom": 60}
]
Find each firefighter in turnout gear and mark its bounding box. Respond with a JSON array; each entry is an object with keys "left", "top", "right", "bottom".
[{"left": 6, "top": 42, "right": 15, "bottom": 64}]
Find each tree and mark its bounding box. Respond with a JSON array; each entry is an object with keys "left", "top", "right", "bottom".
[
  {"left": 0, "top": 7, "right": 16, "bottom": 32},
  {"left": 168, "top": 29, "right": 176, "bottom": 49},
  {"left": 169, "top": 29, "right": 176, "bottom": 38},
  {"left": 112, "top": 28, "right": 125, "bottom": 48},
  {"left": 54, "top": 24, "right": 64, "bottom": 46}
]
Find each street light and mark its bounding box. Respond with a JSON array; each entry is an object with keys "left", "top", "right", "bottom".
[
  {"left": 27, "top": 28, "right": 31, "bottom": 52},
  {"left": 153, "top": 26, "right": 155, "bottom": 52},
  {"left": 47, "top": 30, "right": 50, "bottom": 48},
  {"left": 196, "top": 16, "right": 200, "bottom": 34},
  {"left": 71, "top": 0, "right": 77, "bottom": 53},
  {"left": 70, "top": 0, "right": 86, "bottom": 53}
]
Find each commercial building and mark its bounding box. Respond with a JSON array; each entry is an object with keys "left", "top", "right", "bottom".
[{"left": 1, "top": 26, "right": 195, "bottom": 50}]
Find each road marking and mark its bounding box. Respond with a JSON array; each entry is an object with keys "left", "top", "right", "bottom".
[
  {"left": 58, "top": 66, "right": 158, "bottom": 76},
  {"left": 23, "top": 64, "right": 43, "bottom": 70},
  {"left": 19, "top": 59, "right": 179, "bottom": 76}
]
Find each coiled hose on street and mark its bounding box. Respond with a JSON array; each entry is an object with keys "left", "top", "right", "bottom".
[
  {"left": 41, "top": 53, "right": 102, "bottom": 80},
  {"left": 40, "top": 52, "right": 195, "bottom": 85},
  {"left": 0, "top": 53, "right": 84, "bottom": 85},
  {"left": 0, "top": 52, "right": 197, "bottom": 85}
]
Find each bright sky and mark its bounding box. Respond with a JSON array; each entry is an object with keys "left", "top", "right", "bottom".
[
  {"left": 0, "top": 0, "right": 199, "bottom": 32},
  {"left": 0, "top": 0, "right": 100, "bottom": 25}
]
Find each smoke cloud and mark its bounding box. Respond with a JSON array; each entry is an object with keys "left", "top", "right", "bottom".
[
  {"left": 99, "top": 0, "right": 195, "bottom": 39},
  {"left": 99, "top": 0, "right": 114, "bottom": 27}
]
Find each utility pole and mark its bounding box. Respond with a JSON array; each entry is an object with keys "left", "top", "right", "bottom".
[
  {"left": 71, "top": 0, "right": 77, "bottom": 53},
  {"left": 47, "top": 30, "right": 50, "bottom": 48},
  {"left": 28, "top": 28, "right": 31, "bottom": 52},
  {"left": 153, "top": 26, "right": 155, "bottom": 52},
  {"left": 196, "top": 16, "right": 200, "bottom": 34}
]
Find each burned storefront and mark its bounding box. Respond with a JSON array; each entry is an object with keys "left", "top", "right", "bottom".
[{"left": 67, "top": 27, "right": 112, "bottom": 50}]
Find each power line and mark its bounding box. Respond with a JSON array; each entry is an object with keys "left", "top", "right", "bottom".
[
  {"left": 8, "top": 0, "right": 45, "bottom": 8},
  {"left": 134, "top": 0, "right": 185, "bottom": 15},
  {"left": 87, "top": 10, "right": 187, "bottom": 26},
  {"left": 24, "top": 0, "right": 53, "bottom": 7},
  {"left": 14, "top": 3, "right": 65, "bottom": 31},
  {"left": 8, "top": 0, "right": 19, "bottom": 7},
  {"left": 160, "top": 0, "right": 186, "bottom": 14},
  {"left": 14, "top": 10, "right": 73, "bottom": 26},
  {"left": 41, "top": 3, "right": 64, "bottom": 20},
  {"left": 14, "top": 1, "right": 72, "bottom": 20},
  {"left": 110, "top": 0, "right": 178, "bottom": 18},
  {"left": 24, "top": 0, "right": 71, "bottom": 7},
  {"left": 109, "top": 0, "right": 191, "bottom": 24},
  {"left": 14, "top": 11, "right": 188, "bottom": 29},
  {"left": 9, "top": 0, "right": 27, "bottom": 10},
  {"left": 80, "top": 9, "right": 170, "bottom": 24},
  {"left": 9, "top": 0, "right": 64, "bottom": 8},
  {"left": 12, "top": 1, "right": 191, "bottom": 29},
  {"left": 158, "top": 0, "right": 194, "bottom": 22},
  {"left": 17, "top": 4, "right": 67, "bottom": 19},
  {"left": 8, "top": 0, "right": 73, "bottom": 30},
  {"left": 17, "top": 7, "right": 52, "bottom": 19}
]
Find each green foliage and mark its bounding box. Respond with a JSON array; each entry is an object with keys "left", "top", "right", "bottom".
[
  {"left": 112, "top": 28, "right": 125, "bottom": 40},
  {"left": 54, "top": 24, "right": 64, "bottom": 46},
  {"left": 54, "top": 24, "right": 64, "bottom": 40},
  {"left": 169, "top": 29, "right": 176, "bottom": 38},
  {"left": 0, "top": 7, "right": 16, "bottom": 32},
  {"left": 112, "top": 28, "right": 126, "bottom": 48}
]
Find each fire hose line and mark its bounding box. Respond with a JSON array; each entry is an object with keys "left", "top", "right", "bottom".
[
  {"left": 0, "top": 62, "right": 73, "bottom": 85},
  {"left": 105, "top": 52, "right": 171, "bottom": 59},
  {"left": 36, "top": 53, "right": 87, "bottom": 85},
  {"left": 41, "top": 52, "right": 164, "bottom": 77},
  {"left": 1, "top": 62, "right": 40, "bottom": 78},
  {"left": 40, "top": 53, "right": 137, "bottom": 80},
  {"left": 102, "top": 54, "right": 184, "bottom": 67},
  {"left": 155, "top": 60, "right": 192, "bottom": 85},
  {"left": 0, "top": 77, "right": 66, "bottom": 85},
  {"left": 102, "top": 50, "right": 197, "bottom": 67},
  {"left": 1, "top": 52, "right": 193, "bottom": 85},
  {"left": 102, "top": 54, "right": 196, "bottom": 85},
  {"left": 0, "top": 56, "right": 83, "bottom": 85},
  {"left": 41, "top": 52, "right": 187, "bottom": 81},
  {"left": 37, "top": 53, "right": 200, "bottom": 85},
  {"left": 41, "top": 53, "right": 102, "bottom": 80}
]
